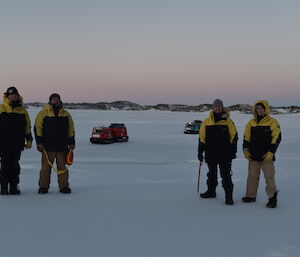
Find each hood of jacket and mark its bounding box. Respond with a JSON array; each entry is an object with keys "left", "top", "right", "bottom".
[
  {"left": 252, "top": 100, "right": 270, "bottom": 119},
  {"left": 2, "top": 94, "right": 23, "bottom": 110}
]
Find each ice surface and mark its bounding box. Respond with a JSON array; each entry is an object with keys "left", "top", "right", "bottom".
[{"left": 1, "top": 109, "right": 299, "bottom": 257}]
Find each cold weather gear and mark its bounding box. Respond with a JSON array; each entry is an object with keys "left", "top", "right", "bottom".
[
  {"left": 226, "top": 198, "right": 233, "bottom": 205},
  {"left": 267, "top": 192, "right": 277, "bottom": 208},
  {"left": 25, "top": 140, "right": 33, "bottom": 149},
  {"left": 60, "top": 186, "right": 72, "bottom": 194},
  {"left": 5, "top": 87, "right": 19, "bottom": 96},
  {"left": 0, "top": 95, "right": 32, "bottom": 150},
  {"left": 39, "top": 151, "right": 69, "bottom": 190},
  {"left": 200, "top": 161, "right": 234, "bottom": 202},
  {"left": 242, "top": 100, "right": 281, "bottom": 204},
  {"left": 255, "top": 102, "right": 266, "bottom": 110},
  {"left": 1, "top": 183, "right": 9, "bottom": 195},
  {"left": 213, "top": 99, "right": 223, "bottom": 108},
  {"left": 37, "top": 144, "right": 44, "bottom": 152},
  {"left": 0, "top": 94, "right": 32, "bottom": 191},
  {"left": 263, "top": 151, "right": 274, "bottom": 162},
  {"left": 245, "top": 160, "right": 277, "bottom": 198},
  {"left": 0, "top": 150, "right": 22, "bottom": 187},
  {"left": 198, "top": 106, "right": 237, "bottom": 205},
  {"left": 42, "top": 149, "right": 68, "bottom": 175},
  {"left": 199, "top": 110, "right": 238, "bottom": 163},
  {"left": 200, "top": 190, "right": 216, "bottom": 198},
  {"left": 243, "top": 100, "right": 281, "bottom": 162},
  {"left": 243, "top": 149, "right": 252, "bottom": 161},
  {"left": 207, "top": 161, "right": 234, "bottom": 192},
  {"left": 34, "top": 104, "right": 75, "bottom": 152},
  {"left": 242, "top": 197, "right": 256, "bottom": 202},
  {"left": 9, "top": 185, "right": 21, "bottom": 195},
  {"left": 35, "top": 99, "right": 75, "bottom": 193},
  {"left": 49, "top": 93, "right": 61, "bottom": 102},
  {"left": 225, "top": 189, "right": 234, "bottom": 205},
  {"left": 38, "top": 188, "right": 48, "bottom": 194},
  {"left": 197, "top": 147, "right": 204, "bottom": 162}
]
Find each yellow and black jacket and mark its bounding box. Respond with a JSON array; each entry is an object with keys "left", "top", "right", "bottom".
[
  {"left": 199, "top": 110, "right": 238, "bottom": 163},
  {"left": 34, "top": 104, "right": 75, "bottom": 152},
  {"left": 243, "top": 100, "right": 281, "bottom": 161},
  {"left": 0, "top": 94, "right": 32, "bottom": 150}
]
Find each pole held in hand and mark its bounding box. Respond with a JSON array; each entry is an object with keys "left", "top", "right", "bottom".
[{"left": 197, "top": 161, "right": 203, "bottom": 193}]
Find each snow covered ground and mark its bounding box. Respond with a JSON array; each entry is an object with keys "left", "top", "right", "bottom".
[{"left": 1, "top": 109, "right": 299, "bottom": 257}]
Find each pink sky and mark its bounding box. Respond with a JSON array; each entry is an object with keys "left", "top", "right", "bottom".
[{"left": 1, "top": 1, "right": 299, "bottom": 106}]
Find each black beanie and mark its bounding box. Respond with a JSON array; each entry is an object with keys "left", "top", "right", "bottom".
[
  {"left": 5, "top": 87, "right": 19, "bottom": 96},
  {"left": 49, "top": 93, "right": 61, "bottom": 102}
]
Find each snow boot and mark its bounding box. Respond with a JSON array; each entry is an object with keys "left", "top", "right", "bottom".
[
  {"left": 267, "top": 192, "right": 277, "bottom": 208},
  {"left": 38, "top": 188, "right": 49, "bottom": 194},
  {"left": 242, "top": 197, "right": 256, "bottom": 203},
  {"left": 226, "top": 197, "right": 234, "bottom": 205},
  {"left": 200, "top": 190, "right": 216, "bottom": 198},
  {"left": 60, "top": 186, "right": 72, "bottom": 194},
  {"left": 1, "top": 183, "right": 8, "bottom": 195},
  {"left": 225, "top": 191, "right": 234, "bottom": 205},
  {"left": 9, "top": 185, "right": 20, "bottom": 195},
  {"left": 224, "top": 185, "right": 234, "bottom": 205}
]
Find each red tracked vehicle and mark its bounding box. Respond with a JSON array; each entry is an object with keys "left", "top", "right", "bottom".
[
  {"left": 109, "top": 123, "right": 129, "bottom": 142},
  {"left": 90, "top": 126, "right": 114, "bottom": 144},
  {"left": 90, "top": 124, "right": 129, "bottom": 144}
]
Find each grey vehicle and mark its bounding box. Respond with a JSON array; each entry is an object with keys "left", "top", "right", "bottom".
[{"left": 184, "top": 120, "right": 202, "bottom": 134}]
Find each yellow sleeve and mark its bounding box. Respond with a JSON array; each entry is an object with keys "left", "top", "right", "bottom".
[
  {"left": 34, "top": 110, "right": 46, "bottom": 138},
  {"left": 67, "top": 112, "right": 75, "bottom": 137},
  {"left": 228, "top": 119, "right": 238, "bottom": 143},
  {"left": 243, "top": 120, "right": 252, "bottom": 149},
  {"left": 199, "top": 119, "right": 207, "bottom": 144},
  {"left": 24, "top": 109, "right": 32, "bottom": 139},
  {"left": 243, "top": 121, "right": 252, "bottom": 142},
  {"left": 270, "top": 119, "right": 281, "bottom": 144}
]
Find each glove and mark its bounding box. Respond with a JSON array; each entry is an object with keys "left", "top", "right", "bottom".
[
  {"left": 198, "top": 152, "right": 204, "bottom": 162},
  {"left": 243, "top": 149, "right": 252, "bottom": 161},
  {"left": 68, "top": 144, "right": 75, "bottom": 150},
  {"left": 37, "top": 144, "right": 44, "bottom": 152},
  {"left": 263, "top": 151, "right": 274, "bottom": 162},
  {"left": 25, "top": 140, "right": 32, "bottom": 149},
  {"left": 231, "top": 152, "right": 237, "bottom": 160}
]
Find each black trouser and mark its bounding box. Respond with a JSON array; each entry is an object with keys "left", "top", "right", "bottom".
[
  {"left": 0, "top": 149, "right": 22, "bottom": 187},
  {"left": 206, "top": 161, "right": 233, "bottom": 193}
]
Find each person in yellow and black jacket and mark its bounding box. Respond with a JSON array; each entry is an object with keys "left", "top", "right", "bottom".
[
  {"left": 242, "top": 100, "right": 281, "bottom": 208},
  {"left": 198, "top": 99, "right": 238, "bottom": 205},
  {"left": 0, "top": 87, "right": 33, "bottom": 195},
  {"left": 34, "top": 93, "right": 75, "bottom": 194}
]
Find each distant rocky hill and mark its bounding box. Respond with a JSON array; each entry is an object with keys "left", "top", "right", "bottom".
[{"left": 25, "top": 101, "right": 300, "bottom": 114}]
